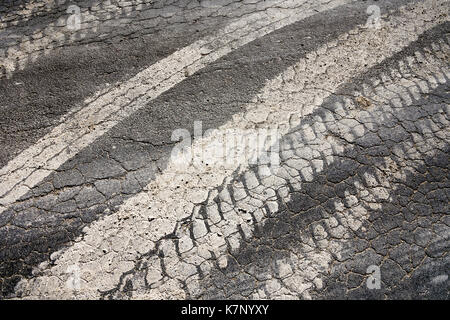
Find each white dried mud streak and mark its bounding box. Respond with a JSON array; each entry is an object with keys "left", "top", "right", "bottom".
[
  {"left": 0, "top": 0, "right": 356, "bottom": 216},
  {"left": 14, "top": 1, "right": 449, "bottom": 299}
]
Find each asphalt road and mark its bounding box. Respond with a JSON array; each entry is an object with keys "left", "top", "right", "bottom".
[{"left": 0, "top": 0, "right": 449, "bottom": 299}]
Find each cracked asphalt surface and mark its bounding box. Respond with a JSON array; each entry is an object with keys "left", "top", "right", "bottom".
[{"left": 0, "top": 0, "right": 449, "bottom": 299}]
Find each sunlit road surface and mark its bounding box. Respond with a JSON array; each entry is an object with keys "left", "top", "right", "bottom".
[{"left": 0, "top": 0, "right": 448, "bottom": 299}]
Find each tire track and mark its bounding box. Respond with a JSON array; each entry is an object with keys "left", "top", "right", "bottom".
[
  {"left": 1, "top": 0, "right": 378, "bottom": 297},
  {"left": 0, "top": 0, "right": 358, "bottom": 213},
  {"left": 11, "top": 1, "right": 448, "bottom": 299},
  {"left": 103, "top": 33, "right": 449, "bottom": 300}
]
